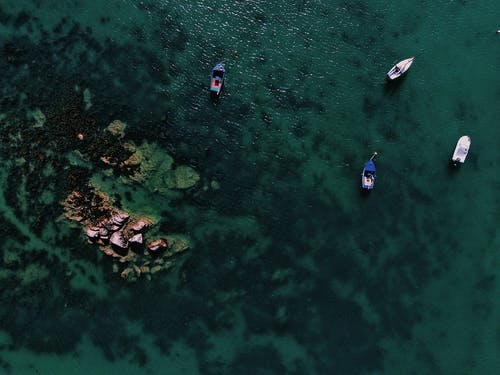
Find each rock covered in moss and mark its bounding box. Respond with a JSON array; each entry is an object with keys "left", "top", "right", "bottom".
[
  {"left": 166, "top": 165, "right": 200, "bottom": 189},
  {"left": 106, "top": 120, "right": 126, "bottom": 139},
  {"left": 30, "top": 108, "right": 46, "bottom": 128}
]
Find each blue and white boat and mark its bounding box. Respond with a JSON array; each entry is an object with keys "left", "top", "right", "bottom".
[
  {"left": 361, "top": 152, "right": 378, "bottom": 190},
  {"left": 210, "top": 63, "right": 225, "bottom": 95}
]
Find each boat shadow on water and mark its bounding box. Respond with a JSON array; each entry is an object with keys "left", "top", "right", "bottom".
[
  {"left": 210, "top": 90, "right": 222, "bottom": 103},
  {"left": 448, "top": 159, "right": 463, "bottom": 170},
  {"left": 359, "top": 186, "right": 373, "bottom": 197},
  {"left": 209, "top": 81, "right": 225, "bottom": 104},
  {"left": 447, "top": 156, "right": 475, "bottom": 172},
  {"left": 383, "top": 74, "right": 409, "bottom": 95}
]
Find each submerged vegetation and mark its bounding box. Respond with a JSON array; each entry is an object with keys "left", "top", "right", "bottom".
[{"left": 0, "top": 0, "right": 499, "bottom": 374}]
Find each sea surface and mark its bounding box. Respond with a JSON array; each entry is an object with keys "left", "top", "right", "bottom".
[{"left": 0, "top": 0, "right": 499, "bottom": 374}]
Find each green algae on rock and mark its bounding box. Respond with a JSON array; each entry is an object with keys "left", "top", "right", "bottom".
[
  {"left": 166, "top": 165, "right": 200, "bottom": 190},
  {"left": 98, "top": 121, "right": 200, "bottom": 192}
]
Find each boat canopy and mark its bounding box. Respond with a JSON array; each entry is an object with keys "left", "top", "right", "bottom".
[{"left": 364, "top": 160, "right": 376, "bottom": 172}]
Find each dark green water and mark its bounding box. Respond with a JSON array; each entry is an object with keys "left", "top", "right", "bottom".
[{"left": 0, "top": 0, "right": 499, "bottom": 374}]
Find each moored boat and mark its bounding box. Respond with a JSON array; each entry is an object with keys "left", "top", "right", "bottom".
[
  {"left": 361, "top": 152, "right": 378, "bottom": 190},
  {"left": 210, "top": 63, "right": 225, "bottom": 95},
  {"left": 387, "top": 57, "right": 414, "bottom": 80},
  {"left": 451, "top": 135, "right": 471, "bottom": 166}
]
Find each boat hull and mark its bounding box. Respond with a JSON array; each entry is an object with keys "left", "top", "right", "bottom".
[
  {"left": 210, "top": 63, "right": 225, "bottom": 95},
  {"left": 387, "top": 57, "right": 414, "bottom": 80},
  {"left": 361, "top": 160, "right": 376, "bottom": 190},
  {"left": 451, "top": 135, "right": 471, "bottom": 164}
]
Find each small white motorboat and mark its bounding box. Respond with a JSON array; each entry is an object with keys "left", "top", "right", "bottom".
[
  {"left": 387, "top": 57, "right": 414, "bottom": 80},
  {"left": 451, "top": 135, "right": 471, "bottom": 165}
]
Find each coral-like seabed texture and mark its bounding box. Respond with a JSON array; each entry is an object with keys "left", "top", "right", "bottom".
[{"left": 0, "top": 0, "right": 499, "bottom": 374}]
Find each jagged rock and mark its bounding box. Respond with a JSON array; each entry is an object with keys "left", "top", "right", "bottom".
[
  {"left": 101, "top": 219, "right": 121, "bottom": 231},
  {"left": 98, "top": 227, "right": 109, "bottom": 237},
  {"left": 110, "top": 231, "right": 128, "bottom": 249},
  {"left": 111, "top": 211, "right": 129, "bottom": 225},
  {"left": 84, "top": 226, "right": 99, "bottom": 239},
  {"left": 129, "top": 233, "right": 143, "bottom": 244},
  {"left": 129, "top": 217, "right": 153, "bottom": 232},
  {"left": 147, "top": 238, "right": 168, "bottom": 252}
]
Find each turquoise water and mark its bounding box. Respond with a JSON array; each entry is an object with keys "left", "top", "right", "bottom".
[{"left": 0, "top": 0, "right": 499, "bottom": 374}]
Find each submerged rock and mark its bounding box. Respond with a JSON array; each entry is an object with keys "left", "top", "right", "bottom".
[
  {"left": 106, "top": 120, "right": 126, "bottom": 139},
  {"left": 18, "top": 264, "right": 50, "bottom": 286},
  {"left": 83, "top": 88, "right": 92, "bottom": 110},
  {"left": 120, "top": 267, "right": 138, "bottom": 282},
  {"left": 166, "top": 165, "right": 200, "bottom": 189},
  {"left": 30, "top": 108, "right": 46, "bottom": 128}
]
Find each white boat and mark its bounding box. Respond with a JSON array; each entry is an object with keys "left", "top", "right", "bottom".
[
  {"left": 387, "top": 57, "right": 414, "bottom": 80},
  {"left": 451, "top": 135, "right": 471, "bottom": 165}
]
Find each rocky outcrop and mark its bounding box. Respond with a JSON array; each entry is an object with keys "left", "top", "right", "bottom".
[{"left": 62, "top": 186, "right": 189, "bottom": 282}]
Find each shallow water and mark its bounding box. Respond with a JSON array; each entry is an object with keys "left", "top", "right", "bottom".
[{"left": 0, "top": 0, "right": 499, "bottom": 374}]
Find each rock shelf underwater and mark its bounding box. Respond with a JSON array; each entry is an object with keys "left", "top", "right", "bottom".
[{"left": 0, "top": 1, "right": 499, "bottom": 374}]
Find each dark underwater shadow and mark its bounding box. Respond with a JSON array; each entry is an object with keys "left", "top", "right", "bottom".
[
  {"left": 383, "top": 73, "right": 409, "bottom": 95},
  {"left": 359, "top": 186, "right": 373, "bottom": 197},
  {"left": 209, "top": 84, "right": 224, "bottom": 104},
  {"left": 446, "top": 157, "right": 469, "bottom": 175},
  {"left": 448, "top": 159, "right": 462, "bottom": 170}
]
